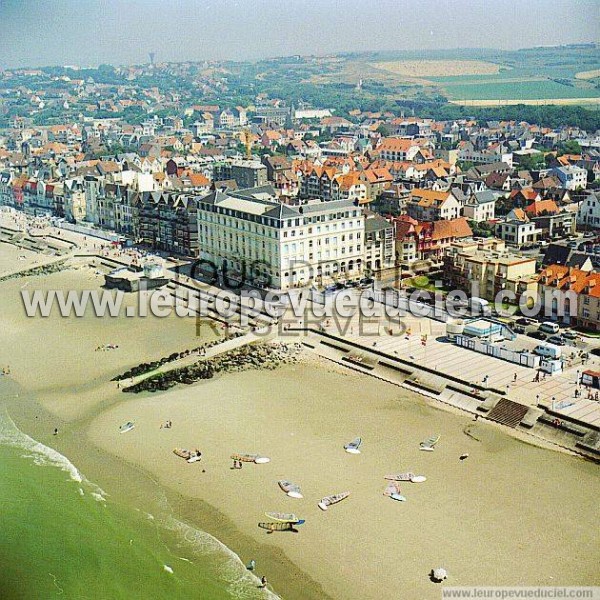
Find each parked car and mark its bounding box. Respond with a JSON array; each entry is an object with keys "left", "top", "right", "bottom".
[
  {"left": 358, "top": 277, "right": 374, "bottom": 288},
  {"left": 547, "top": 335, "right": 566, "bottom": 346},
  {"left": 528, "top": 331, "right": 547, "bottom": 341},
  {"left": 562, "top": 330, "right": 578, "bottom": 340},
  {"left": 513, "top": 325, "right": 526, "bottom": 334},
  {"left": 516, "top": 317, "right": 536, "bottom": 326}
]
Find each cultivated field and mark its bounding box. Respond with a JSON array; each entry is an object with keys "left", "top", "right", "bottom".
[
  {"left": 371, "top": 59, "right": 501, "bottom": 77},
  {"left": 450, "top": 97, "right": 600, "bottom": 106},
  {"left": 576, "top": 69, "right": 600, "bottom": 80}
]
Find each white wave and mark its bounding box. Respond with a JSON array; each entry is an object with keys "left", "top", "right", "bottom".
[
  {"left": 0, "top": 408, "right": 108, "bottom": 501},
  {"left": 164, "top": 516, "right": 281, "bottom": 600}
]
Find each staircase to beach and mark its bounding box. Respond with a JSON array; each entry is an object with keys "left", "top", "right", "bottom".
[{"left": 487, "top": 397, "right": 530, "bottom": 428}]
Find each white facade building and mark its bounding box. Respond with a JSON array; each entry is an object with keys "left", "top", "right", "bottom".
[
  {"left": 495, "top": 220, "right": 541, "bottom": 246},
  {"left": 551, "top": 165, "right": 587, "bottom": 191},
  {"left": 197, "top": 188, "right": 365, "bottom": 290},
  {"left": 577, "top": 192, "right": 600, "bottom": 229}
]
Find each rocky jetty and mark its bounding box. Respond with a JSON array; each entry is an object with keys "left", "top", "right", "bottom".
[
  {"left": 122, "top": 342, "right": 301, "bottom": 394},
  {"left": 112, "top": 331, "right": 245, "bottom": 381},
  {"left": 0, "top": 259, "right": 69, "bottom": 283}
]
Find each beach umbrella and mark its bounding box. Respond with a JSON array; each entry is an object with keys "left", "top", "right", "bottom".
[{"left": 432, "top": 567, "right": 447, "bottom": 582}]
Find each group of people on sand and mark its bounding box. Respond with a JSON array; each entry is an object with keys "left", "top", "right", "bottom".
[
  {"left": 1, "top": 366, "right": 10, "bottom": 375},
  {"left": 160, "top": 420, "right": 173, "bottom": 429}
]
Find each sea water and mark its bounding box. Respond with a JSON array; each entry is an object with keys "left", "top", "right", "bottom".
[{"left": 0, "top": 386, "right": 276, "bottom": 600}]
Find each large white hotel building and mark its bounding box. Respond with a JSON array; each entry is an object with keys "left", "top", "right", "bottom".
[{"left": 197, "top": 186, "right": 365, "bottom": 290}]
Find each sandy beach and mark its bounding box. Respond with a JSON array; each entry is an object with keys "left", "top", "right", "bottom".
[{"left": 1, "top": 247, "right": 599, "bottom": 600}]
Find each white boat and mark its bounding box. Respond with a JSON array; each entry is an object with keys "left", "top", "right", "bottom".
[
  {"left": 264, "top": 512, "right": 300, "bottom": 523},
  {"left": 231, "top": 453, "right": 271, "bottom": 464},
  {"left": 384, "top": 473, "right": 427, "bottom": 483},
  {"left": 278, "top": 480, "right": 303, "bottom": 499},
  {"left": 344, "top": 437, "right": 362, "bottom": 454},
  {"left": 383, "top": 482, "right": 406, "bottom": 502},
  {"left": 318, "top": 491, "right": 350, "bottom": 511},
  {"left": 119, "top": 421, "right": 135, "bottom": 433},
  {"left": 419, "top": 434, "right": 440, "bottom": 451}
]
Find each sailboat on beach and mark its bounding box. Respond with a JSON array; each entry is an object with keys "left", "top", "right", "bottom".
[
  {"left": 344, "top": 437, "right": 362, "bottom": 454},
  {"left": 278, "top": 480, "right": 303, "bottom": 499},
  {"left": 419, "top": 434, "right": 440, "bottom": 452}
]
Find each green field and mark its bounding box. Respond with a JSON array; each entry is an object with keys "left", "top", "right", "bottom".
[
  {"left": 440, "top": 79, "right": 599, "bottom": 101},
  {"left": 345, "top": 46, "right": 600, "bottom": 104}
]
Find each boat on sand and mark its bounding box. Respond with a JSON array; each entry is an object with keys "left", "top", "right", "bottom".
[
  {"left": 278, "top": 480, "right": 303, "bottom": 499},
  {"left": 420, "top": 434, "right": 440, "bottom": 452},
  {"left": 173, "top": 448, "right": 202, "bottom": 463},
  {"left": 318, "top": 491, "right": 350, "bottom": 511},
  {"left": 344, "top": 437, "right": 362, "bottom": 454},
  {"left": 258, "top": 520, "right": 305, "bottom": 533},
  {"left": 264, "top": 512, "right": 301, "bottom": 523},
  {"left": 119, "top": 421, "right": 134, "bottom": 433},
  {"left": 231, "top": 453, "right": 270, "bottom": 464},
  {"left": 383, "top": 482, "right": 407, "bottom": 502},
  {"left": 384, "top": 473, "right": 426, "bottom": 483}
]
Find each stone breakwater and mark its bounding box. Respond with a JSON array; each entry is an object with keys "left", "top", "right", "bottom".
[
  {"left": 0, "top": 259, "right": 69, "bottom": 283},
  {"left": 112, "top": 331, "right": 245, "bottom": 381},
  {"left": 122, "top": 342, "right": 302, "bottom": 394}
]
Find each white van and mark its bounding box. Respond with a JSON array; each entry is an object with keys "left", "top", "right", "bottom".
[
  {"left": 534, "top": 344, "right": 562, "bottom": 359},
  {"left": 470, "top": 297, "right": 491, "bottom": 316},
  {"left": 539, "top": 322, "right": 560, "bottom": 334}
]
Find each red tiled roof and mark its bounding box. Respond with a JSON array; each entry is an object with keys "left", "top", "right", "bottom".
[{"left": 524, "top": 199, "right": 559, "bottom": 216}]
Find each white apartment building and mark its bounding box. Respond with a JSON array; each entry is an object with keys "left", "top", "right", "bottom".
[
  {"left": 495, "top": 220, "right": 541, "bottom": 247},
  {"left": 551, "top": 165, "right": 588, "bottom": 191},
  {"left": 458, "top": 147, "right": 513, "bottom": 168},
  {"left": 577, "top": 192, "right": 600, "bottom": 228},
  {"left": 197, "top": 188, "right": 365, "bottom": 290}
]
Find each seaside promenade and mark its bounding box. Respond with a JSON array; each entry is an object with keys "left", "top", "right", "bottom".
[{"left": 2, "top": 211, "right": 599, "bottom": 455}]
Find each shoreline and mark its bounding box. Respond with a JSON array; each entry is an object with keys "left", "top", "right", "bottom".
[
  {"left": 2, "top": 382, "right": 326, "bottom": 600},
  {"left": 1, "top": 246, "right": 599, "bottom": 599}
]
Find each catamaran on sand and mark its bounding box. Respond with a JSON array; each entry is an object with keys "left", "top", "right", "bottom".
[
  {"left": 344, "top": 437, "right": 362, "bottom": 454},
  {"left": 318, "top": 491, "right": 350, "bottom": 511},
  {"left": 230, "top": 453, "right": 270, "bottom": 464},
  {"left": 173, "top": 448, "right": 202, "bottom": 463},
  {"left": 264, "top": 512, "right": 301, "bottom": 523},
  {"left": 384, "top": 473, "right": 426, "bottom": 483},
  {"left": 258, "top": 520, "right": 305, "bottom": 533},
  {"left": 419, "top": 434, "right": 440, "bottom": 452},
  {"left": 383, "top": 481, "right": 407, "bottom": 502},
  {"left": 277, "top": 480, "right": 303, "bottom": 499}
]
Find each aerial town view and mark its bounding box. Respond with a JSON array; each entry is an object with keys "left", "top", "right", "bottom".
[{"left": 1, "top": 1, "right": 599, "bottom": 599}]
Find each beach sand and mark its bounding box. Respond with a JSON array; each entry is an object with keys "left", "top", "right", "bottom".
[
  {"left": 1, "top": 252, "right": 599, "bottom": 600},
  {"left": 0, "top": 243, "right": 42, "bottom": 276},
  {"left": 86, "top": 363, "right": 600, "bottom": 600}
]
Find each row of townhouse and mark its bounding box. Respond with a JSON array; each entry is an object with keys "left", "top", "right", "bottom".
[
  {"left": 299, "top": 165, "right": 393, "bottom": 203},
  {"left": 537, "top": 265, "right": 600, "bottom": 331},
  {"left": 390, "top": 214, "right": 474, "bottom": 268}
]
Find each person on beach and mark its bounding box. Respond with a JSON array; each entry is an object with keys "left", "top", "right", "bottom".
[{"left": 259, "top": 576, "right": 268, "bottom": 589}]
